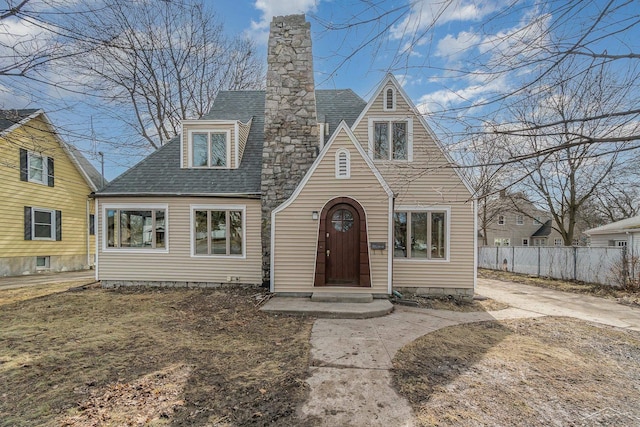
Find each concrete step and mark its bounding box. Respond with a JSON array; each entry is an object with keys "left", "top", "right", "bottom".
[
  {"left": 260, "top": 297, "right": 393, "bottom": 319},
  {"left": 311, "top": 292, "right": 373, "bottom": 303}
]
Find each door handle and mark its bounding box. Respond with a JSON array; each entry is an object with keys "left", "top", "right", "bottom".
[{"left": 326, "top": 249, "right": 330, "bottom": 257}]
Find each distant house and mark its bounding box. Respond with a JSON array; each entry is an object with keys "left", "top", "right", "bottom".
[
  {"left": 585, "top": 215, "right": 640, "bottom": 257},
  {"left": 479, "top": 192, "right": 565, "bottom": 246},
  {"left": 0, "top": 109, "right": 104, "bottom": 276},
  {"left": 92, "top": 15, "right": 477, "bottom": 299}
]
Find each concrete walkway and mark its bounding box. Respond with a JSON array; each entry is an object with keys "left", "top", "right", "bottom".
[
  {"left": 477, "top": 278, "right": 640, "bottom": 331},
  {"left": 0, "top": 270, "right": 96, "bottom": 290},
  {"left": 299, "top": 278, "right": 640, "bottom": 425}
]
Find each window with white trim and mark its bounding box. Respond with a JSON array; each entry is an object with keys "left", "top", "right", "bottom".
[
  {"left": 516, "top": 214, "right": 524, "bottom": 225},
  {"left": 190, "top": 130, "right": 229, "bottom": 168},
  {"left": 533, "top": 237, "right": 546, "bottom": 246},
  {"left": 554, "top": 238, "right": 563, "bottom": 246},
  {"left": 498, "top": 215, "right": 505, "bottom": 225},
  {"left": 522, "top": 238, "right": 529, "bottom": 246},
  {"left": 193, "top": 208, "right": 244, "bottom": 256},
  {"left": 368, "top": 117, "right": 412, "bottom": 161},
  {"left": 335, "top": 149, "right": 350, "bottom": 179},
  {"left": 533, "top": 216, "right": 542, "bottom": 225},
  {"left": 494, "top": 238, "right": 510, "bottom": 246},
  {"left": 394, "top": 210, "right": 447, "bottom": 260},
  {"left": 384, "top": 87, "right": 396, "bottom": 111},
  {"left": 20, "top": 148, "right": 54, "bottom": 186},
  {"left": 106, "top": 208, "right": 166, "bottom": 249},
  {"left": 30, "top": 208, "right": 57, "bottom": 240}
]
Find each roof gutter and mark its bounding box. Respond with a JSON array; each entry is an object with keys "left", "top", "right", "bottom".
[{"left": 90, "top": 192, "right": 261, "bottom": 199}]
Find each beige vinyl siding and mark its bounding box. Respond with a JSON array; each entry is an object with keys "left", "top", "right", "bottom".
[
  {"left": 273, "top": 128, "right": 391, "bottom": 294},
  {"left": 0, "top": 115, "right": 94, "bottom": 260},
  {"left": 237, "top": 119, "right": 252, "bottom": 165},
  {"left": 353, "top": 82, "right": 475, "bottom": 289},
  {"left": 96, "top": 196, "right": 262, "bottom": 283},
  {"left": 181, "top": 122, "right": 237, "bottom": 168}
]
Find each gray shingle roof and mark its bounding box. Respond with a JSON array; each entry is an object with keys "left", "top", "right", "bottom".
[
  {"left": 97, "top": 89, "right": 366, "bottom": 196},
  {"left": 532, "top": 220, "right": 553, "bottom": 237},
  {"left": 0, "top": 109, "right": 39, "bottom": 133},
  {"left": 64, "top": 143, "right": 107, "bottom": 191}
]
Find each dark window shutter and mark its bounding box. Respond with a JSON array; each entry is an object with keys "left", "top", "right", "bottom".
[
  {"left": 48, "top": 157, "right": 54, "bottom": 187},
  {"left": 24, "top": 206, "right": 32, "bottom": 240},
  {"left": 56, "top": 210, "right": 62, "bottom": 241},
  {"left": 89, "top": 214, "right": 95, "bottom": 236},
  {"left": 20, "top": 149, "right": 27, "bottom": 181}
]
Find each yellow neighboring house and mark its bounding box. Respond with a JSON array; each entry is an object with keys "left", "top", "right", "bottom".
[{"left": 0, "top": 109, "right": 104, "bottom": 276}]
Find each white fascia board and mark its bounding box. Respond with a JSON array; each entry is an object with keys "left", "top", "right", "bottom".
[
  {"left": 272, "top": 120, "right": 394, "bottom": 217},
  {"left": 0, "top": 109, "right": 43, "bottom": 137}
]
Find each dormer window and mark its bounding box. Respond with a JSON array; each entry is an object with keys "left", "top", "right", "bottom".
[
  {"left": 384, "top": 87, "right": 396, "bottom": 111},
  {"left": 335, "top": 149, "right": 350, "bottom": 179},
  {"left": 189, "top": 130, "right": 230, "bottom": 168}
]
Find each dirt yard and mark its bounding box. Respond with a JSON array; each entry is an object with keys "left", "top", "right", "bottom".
[
  {"left": 0, "top": 284, "right": 313, "bottom": 427},
  {"left": 393, "top": 316, "right": 640, "bottom": 426}
]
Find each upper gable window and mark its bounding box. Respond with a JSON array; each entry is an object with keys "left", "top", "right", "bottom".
[
  {"left": 335, "top": 149, "right": 350, "bottom": 179},
  {"left": 384, "top": 87, "right": 396, "bottom": 111},
  {"left": 19, "top": 148, "right": 54, "bottom": 186},
  {"left": 370, "top": 118, "right": 412, "bottom": 161},
  {"left": 190, "top": 130, "right": 229, "bottom": 168}
]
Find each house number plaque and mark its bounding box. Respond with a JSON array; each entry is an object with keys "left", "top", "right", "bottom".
[{"left": 370, "top": 242, "right": 386, "bottom": 250}]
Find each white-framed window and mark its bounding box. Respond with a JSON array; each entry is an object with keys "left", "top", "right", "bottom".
[
  {"left": 36, "top": 256, "right": 50, "bottom": 269},
  {"left": 191, "top": 205, "right": 245, "bottom": 257},
  {"left": 533, "top": 238, "right": 546, "bottom": 246},
  {"left": 494, "top": 238, "right": 510, "bottom": 246},
  {"left": 189, "top": 129, "right": 230, "bottom": 168},
  {"left": 516, "top": 214, "right": 524, "bottom": 225},
  {"left": 28, "top": 152, "right": 48, "bottom": 184},
  {"left": 522, "top": 238, "right": 529, "bottom": 246},
  {"left": 104, "top": 205, "right": 167, "bottom": 250},
  {"left": 533, "top": 216, "right": 542, "bottom": 225},
  {"left": 31, "top": 208, "right": 56, "bottom": 240},
  {"left": 394, "top": 207, "right": 449, "bottom": 260},
  {"left": 498, "top": 215, "right": 505, "bottom": 225},
  {"left": 554, "top": 238, "right": 563, "bottom": 246},
  {"left": 368, "top": 117, "right": 413, "bottom": 161},
  {"left": 335, "top": 148, "right": 350, "bottom": 179},
  {"left": 383, "top": 87, "right": 396, "bottom": 111}
]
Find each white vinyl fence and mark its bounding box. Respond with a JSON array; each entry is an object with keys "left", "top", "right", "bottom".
[{"left": 478, "top": 246, "right": 625, "bottom": 286}]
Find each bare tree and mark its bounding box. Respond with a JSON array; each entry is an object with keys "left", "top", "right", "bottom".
[
  {"left": 497, "top": 59, "right": 636, "bottom": 245},
  {"left": 69, "top": 0, "right": 264, "bottom": 149}
]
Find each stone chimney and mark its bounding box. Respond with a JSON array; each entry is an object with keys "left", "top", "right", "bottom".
[{"left": 261, "top": 14, "right": 318, "bottom": 282}]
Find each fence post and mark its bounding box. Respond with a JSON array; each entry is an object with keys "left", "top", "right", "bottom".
[
  {"left": 496, "top": 246, "right": 499, "bottom": 270},
  {"left": 537, "top": 246, "right": 541, "bottom": 277},
  {"left": 622, "top": 246, "right": 629, "bottom": 287},
  {"left": 512, "top": 246, "right": 515, "bottom": 272},
  {"left": 573, "top": 247, "right": 577, "bottom": 281}
]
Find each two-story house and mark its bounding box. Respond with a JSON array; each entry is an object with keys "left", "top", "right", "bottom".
[
  {"left": 93, "top": 15, "right": 477, "bottom": 299},
  {"left": 0, "top": 109, "right": 104, "bottom": 276},
  {"left": 479, "top": 191, "right": 565, "bottom": 246}
]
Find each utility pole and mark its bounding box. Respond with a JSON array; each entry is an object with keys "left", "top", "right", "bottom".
[{"left": 98, "top": 152, "right": 104, "bottom": 190}]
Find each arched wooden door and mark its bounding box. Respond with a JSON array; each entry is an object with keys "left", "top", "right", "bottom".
[{"left": 325, "top": 203, "right": 360, "bottom": 285}]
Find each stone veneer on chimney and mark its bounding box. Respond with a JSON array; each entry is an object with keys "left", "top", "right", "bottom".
[{"left": 261, "top": 14, "right": 319, "bottom": 283}]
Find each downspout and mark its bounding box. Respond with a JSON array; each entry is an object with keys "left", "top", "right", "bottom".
[{"left": 86, "top": 199, "right": 91, "bottom": 268}]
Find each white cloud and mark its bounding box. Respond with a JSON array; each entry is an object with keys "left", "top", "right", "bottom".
[
  {"left": 435, "top": 31, "right": 480, "bottom": 59},
  {"left": 390, "top": 0, "right": 503, "bottom": 40},
  {"left": 248, "top": 0, "right": 320, "bottom": 44}
]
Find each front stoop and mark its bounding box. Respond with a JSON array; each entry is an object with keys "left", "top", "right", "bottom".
[
  {"left": 260, "top": 295, "right": 393, "bottom": 319},
  {"left": 310, "top": 292, "right": 373, "bottom": 303}
]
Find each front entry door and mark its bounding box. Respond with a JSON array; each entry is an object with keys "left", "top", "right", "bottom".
[{"left": 326, "top": 203, "right": 360, "bottom": 285}]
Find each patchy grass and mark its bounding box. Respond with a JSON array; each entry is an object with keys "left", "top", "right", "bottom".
[
  {"left": 394, "top": 293, "right": 509, "bottom": 312},
  {"left": 0, "top": 286, "right": 313, "bottom": 427},
  {"left": 393, "top": 317, "right": 640, "bottom": 426},
  {"left": 479, "top": 268, "right": 640, "bottom": 306},
  {"left": 0, "top": 281, "right": 93, "bottom": 306}
]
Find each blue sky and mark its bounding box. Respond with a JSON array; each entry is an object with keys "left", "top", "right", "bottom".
[{"left": 2, "top": 0, "right": 637, "bottom": 180}]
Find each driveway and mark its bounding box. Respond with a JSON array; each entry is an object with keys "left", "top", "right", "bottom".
[
  {"left": 477, "top": 277, "right": 640, "bottom": 331},
  {"left": 0, "top": 269, "right": 96, "bottom": 290}
]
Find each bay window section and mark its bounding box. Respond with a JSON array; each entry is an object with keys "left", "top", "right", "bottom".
[
  {"left": 394, "top": 210, "right": 448, "bottom": 260},
  {"left": 106, "top": 208, "right": 166, "bottom": 249},
  {"left": 193, "top": 209, "right": 243, "bottom": 256}
]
